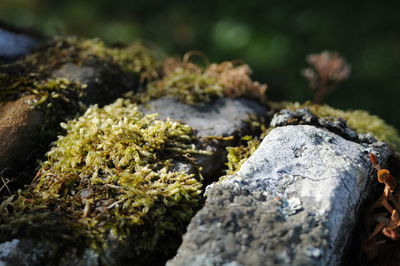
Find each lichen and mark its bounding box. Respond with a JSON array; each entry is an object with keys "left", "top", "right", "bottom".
[
  {"left": 0, "top": 99, "right": 206, "bottom": 264},
  {"left": 134, "top": 57, "right": 267, "bottom": 105},
  {"left": 282, "top": 101, "right": 400, "bottom": 151}
]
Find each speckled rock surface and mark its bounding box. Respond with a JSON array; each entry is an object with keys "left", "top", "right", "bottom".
[
  {"left": 168, "top": 125, "right": 391, "bottom": 266},
  {"left": 140, "top": 96, "right": 268, "bottom": 178}
]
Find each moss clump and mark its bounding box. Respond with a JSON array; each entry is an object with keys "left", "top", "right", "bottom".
[
  {"left": 284, "top": 101, "right": 400, "bottom": 151},
  {"left": 135, "top": 57, "right": 267, "bottom": 105},
  {"left": 0, "top": 196, "right": 90, "bottom": 265},
  {"left": 0, "top": 37, "right": 156, "bottom": 105},
  {"left": 0, "top": 99, "right": 206, "bottom": 264},
  {"left": 0, "top": 36, "right": 157, "bottom": 145},
  {"left": 220, "top": 117, "right": 269, "bottom": 181},
  {"left": 224, "top": 136, "right": 261, "bottom": 177},
  {"left": 75, "top": 38, "right": 156, "bottom": 78}
]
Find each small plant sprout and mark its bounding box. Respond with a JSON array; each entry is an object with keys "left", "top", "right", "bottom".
[
  {"left": 363, "top": 153, "right": 400, "bottom": 259},
  {"left": 302, "top": 51, "right": 351, "bottom": 104}
]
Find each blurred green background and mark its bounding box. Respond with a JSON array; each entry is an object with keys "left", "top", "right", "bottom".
[{"left": 1, "top": 0, "right": 400, "bottom": 129}]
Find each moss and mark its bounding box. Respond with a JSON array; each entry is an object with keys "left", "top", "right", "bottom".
[
  {"left": 283, "top": 101, "right": 400, "bottom": 151},
  {"left": 0, "top": 36, "right": 155, "bottom": 104},
  {"left": 134, "top": 57, "right": 267, "bottom": 105},
  {"left": 75, "top": 38, "right": 156, "bottom": 78},
  {"left": 0, "top": 36, "right": 157, "bottom": 145},
  {"left": 0, "top": 98, "right": 207, "bottom": 264},
  {"left": 224, "top": 136, "right": 261, "bottom": 178},
  {"left": 219, "top": 115, "right": 269, "bottom": 181}
]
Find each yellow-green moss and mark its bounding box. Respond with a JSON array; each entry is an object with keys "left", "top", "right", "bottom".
[
  {"left": 75, "top": 38, "right": 156, "bottom": 78},
  {"left": 284, "top": 101, "right": 400, "bottom": 151},
  {"left": 0, "top": 36, "right": 156, "bottom": 105},
  {"left": 220, "top": 117, "right": 269, "bottom": 181},
  {"left": 0, "top": 36, "right": 157, "bottom": 145},
  {"left": 0, "top": 99, "right": 207, "bottom": 264},
  {"left": 134, "top": 57, "right": 267, "bottom": 105},
  {"left": 225, "top": 136, "right": 261, "bottom": 177}
]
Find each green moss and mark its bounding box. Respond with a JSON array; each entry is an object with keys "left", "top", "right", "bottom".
[
  {"left": 0, "top": 37, "right": 155, "bottom": 104},
  {"left": 0, "top": 99, "right": 207, "bottom": 264},
  {"left": 75, "top": 38, "right": 156, "bottom": 77},
  {"left": 134, "top": 58, "right": 267, "bottom": 105},
  {"left": 137, "top": 58, "right": 223, "bottom": 105},
  {"left": 0, "top": 36, "right": 157, "bottom": 146},
  {"left": 220, "top": 116, "right": 269, "bottom": 181},
  {"left": 284, "top": 101, "right": 400, "bottom": 151},
  {"left": 224, "top": 136, "right": 261, "bottom": 177}
]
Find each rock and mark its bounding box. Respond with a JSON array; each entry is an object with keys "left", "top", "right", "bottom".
[
  {"left": 168, "top": 125, "right": 391, "bottom": 266},
  {"left": 0, "top": 49, "right": 139, "bottom": 190},
  {"left": 270, "top": 108, "right": 318, "bottom": 127},
  {"left": 0, "top": 62, "right": 135, "bottom": 186},
  {"left": 0, "top": 96, "right": 268, "bottom": 265},
  {"left": 271, "top": 108, "right": 362, "bottom": 143},
  {"left": 52, "top": 63, "right": 135, "bottom": 106},
  {"left": 141, "top": 96, "right": 267, "bottom": 138},
  {"left": 0, "top": 22, "right": 41, "bottom": 61},
  {"left": 0, "top": 95, "right": 44, "bottom": 175},
  {"left": 140, "top": 96, "right": 268, "bottom": 178}
]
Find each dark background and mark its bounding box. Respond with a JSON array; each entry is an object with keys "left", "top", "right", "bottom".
[{"left": 2, "top": 0, "right": 400, "bottom": 129}]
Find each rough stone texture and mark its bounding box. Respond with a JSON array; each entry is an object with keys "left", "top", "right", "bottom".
[
  {"left": 168, "top": 125, "right": 391, "bottom": 266},
  {"left": 0, "top": 95, "right": 45, "bottom": 173},
  {"left": 140, "top": 96, "right": 267, "bottom": 178},
  {"left": 271, "top": 108, "right": 361, "bottom": 142}
]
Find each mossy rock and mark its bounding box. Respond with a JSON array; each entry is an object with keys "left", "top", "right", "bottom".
[
  {"left": 0, "top": 99, "right": 206, "bottom": 265},
  {"left": 0, "top": 36, "right": 271, "bottom": 265},
  {"left": 283, "top": 102, "right": 400, "bottom": 151},
  {"left": 0, "top": 36, "right": 157, "bottom": 191}
]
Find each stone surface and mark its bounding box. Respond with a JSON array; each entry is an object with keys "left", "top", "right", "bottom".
[
  {"left": 270, "top": 108, "right": 361, "bottom": 142},
  {"left": 0, "top": 95, "right": 45, "bottom": 174},
  {"left": 0, "top": 26, "right": 39, "bottom": 60},
  {"left": 140, "top": 96, "right": 268, "bottom": 178},
  {"left": 141, "top": 96, "right": 266, "bottom": 138},
  {"left": 168, "top": 125, "right": 391, "bottom": 266},
  {"left": 52, "top": 63, "right": 135, "bottom": 106}
]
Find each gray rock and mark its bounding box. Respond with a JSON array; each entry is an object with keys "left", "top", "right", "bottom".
[
  {"left": 0, "top": 238, "right": 99, "bottom": 266},
  {"left": 140, "top": 97, "right": 267, "bottom": 178},
  {"left": 52, "top": 63, "right": 135, "bottom": 106},
  {"left": 0, "top": 27, "right": 39, "bottom": 60},
  {"left": 140, "top": 96, "right": 267, "bottom": 138},
  {"left": 270, "top": 108, "right": 318, "bottom": 127},
  {"left": 271, "top": 108, "right": 364, "bottom": 143},
  {"left": 168, "top": 125, "right": 391, "bottom": 266}
]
